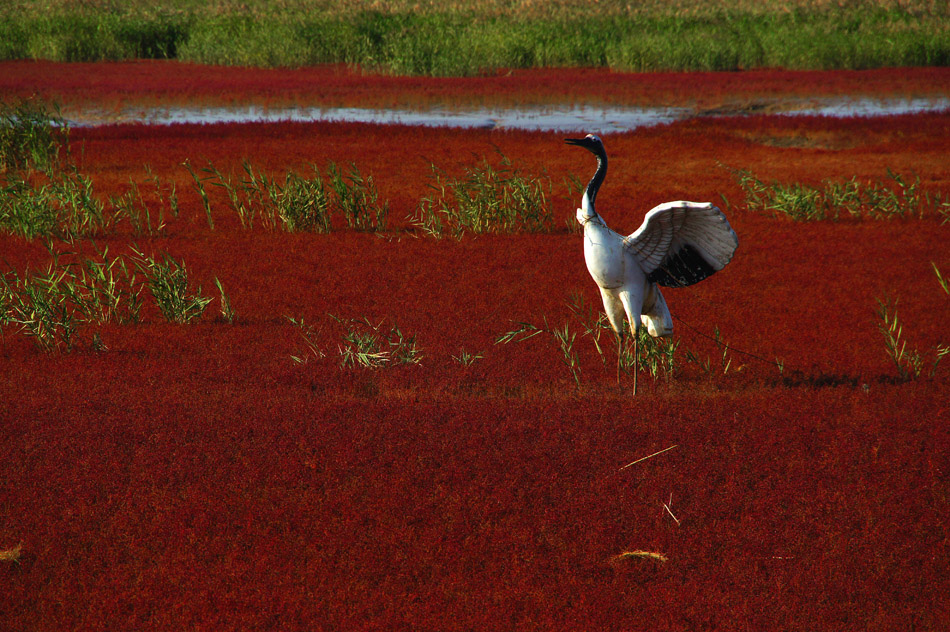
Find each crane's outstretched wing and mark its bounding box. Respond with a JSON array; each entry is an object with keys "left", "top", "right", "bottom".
[{"left": 623, "top": 201, "right": 738, "bottom": 288}]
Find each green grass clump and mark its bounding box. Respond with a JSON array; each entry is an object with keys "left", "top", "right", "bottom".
[
  {"left": 289, "top": 313, "right": 424, "bottom": 369},
  {"left": 876, "top": 272, "right": 950, "bottom": 381},
  {"left": 331, "top": 315, "right": 423, "bottom": 368},
  {"left": 0, "top": 168, "right": 108, "bottom": 239},
  {"left": 327, "top": 162, "right": 388, "bottom": 231},
  {"left": 0, "top": 98, "right": 68, "bottom": 173},
  {"left": 109, "top": 169, "right": 177, "bottom": 237},
  {"left": 130, "top": 247, "right": 212, "bottom": 323},
  {"left": 0, "top": 246, "right": 143, "bottom": 352},
  {"left": 1, "top": 100, "right": 181, "bottom": 240},
  {"left": 497, "top": 318, "right": 582, "bottom": 387},
  {"left": 1, "top": 166, "right": 182, "bottom": 240},
  {"left": 0, "top": 244, "right": 228, "bottom": 351},
  {"left": 684, "top": 326, "right": 742, "bottom": 378},
  {"left": 734, "top": 168, "right": 947, "bottom": 222},
  {"left": 934, "top": 263, "right": 950, "bottom": 297},
  {"left": 67, "top": 246, "right": 144, "bottom": 326},
  {"left": 495, "top": 292, "right": 687, "bottom": 388},
  {"left": 876, "top": 296, "right": 926, "bottom": 381},
  {"left": 0, "top": 99, "right": 104, "bottom": 240},
  {"left": 286, "top": 316, "right": 325, "bottom": 365},
  {"left": 1, "top": 263, "right": 81, "bottom": 352},
  {"left": 182, "top": 160, "right": 216, "bottom": 230},
  {"left": 208, "top": 161, "right": 332, "bottom": 232},
  {"left": 632, "top": 327, "right": 679, "bottom": 383},
  {"left": 2, "top": 2, "right": 948, "bottom": 74},
  {"left": 199, "top": 160, "right": 385, "bottom": 232},
  {"left": 278, "top": 170, "right": 333, "bottom": 233},
  {"left": 214, "top": 277, "right": 235, "bottom": 323},
  {"left": 412, "top": 153, "right": 552, "bottom": 238},
  {"left": 452, "top": 348, "right": 483, "bottom": 366},
  {"left": 566, "top": 292, "right": 679, "bottom": 383}
]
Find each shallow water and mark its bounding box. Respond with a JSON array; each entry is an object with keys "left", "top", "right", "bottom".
[{"left": 69, "top": 96, "right": 950, "bottom": 132}]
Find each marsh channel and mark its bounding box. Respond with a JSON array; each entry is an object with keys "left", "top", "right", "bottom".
[{"left": 68, "top": 95, "right": 950, "bottom": 132}]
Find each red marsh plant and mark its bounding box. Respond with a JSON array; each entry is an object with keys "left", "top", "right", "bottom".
[
  {"left": 2, "top": 70, "right": 950, "bottom": 629},
  {"left": 5, "top": 62, "right": 950, "bottom": 115}
]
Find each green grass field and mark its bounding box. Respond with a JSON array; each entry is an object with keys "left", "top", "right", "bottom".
[{"left": 1, "top": 0, "right": 948, "bottom": 75}]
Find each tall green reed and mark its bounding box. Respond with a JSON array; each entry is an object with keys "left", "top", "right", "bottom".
[
  {"left": 200, "top": 160, "right": 385, "bottom": 232},
  {"left": 327, "top": 162, "right": 388, "bottom": 231},
  {"left": 4, "top": 4, "right": 948, "bottom": 75},
  {"left": 0, "top": 98, "right": 69, "bottom": 173},
  {"left": 411, "top": 153, "right": 552, "bottom": 238},
  {"left": 130, "top": 247, "right": 212, "bottom": 323},
  {"left": 733, "top": 168, "right": 946, "bottom": 221},
  {"left": 207, "top": 161, "right": 332, "bottom": 232},
  {"left": 0, "top": 245, "right": 143, "bottom": 351}
]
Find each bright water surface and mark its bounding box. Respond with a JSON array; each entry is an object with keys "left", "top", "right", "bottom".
[{"left": 70, "top": 97, "right": 950, "bottom": 132}]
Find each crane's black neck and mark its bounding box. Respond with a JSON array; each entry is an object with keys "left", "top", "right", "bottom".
[{"left": 583, "top": 147, "right": 607, "bottom": 216}]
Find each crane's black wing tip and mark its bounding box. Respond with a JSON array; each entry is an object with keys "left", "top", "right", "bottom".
[{"left": 647, "top": 244, "right": 717, "bottom": 288}]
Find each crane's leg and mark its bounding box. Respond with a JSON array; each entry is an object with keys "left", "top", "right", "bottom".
[
  {"left": 616, "top": 329, "right": 624, "bottom": 386},
  {"left": 618, "top": 287, "right": 645, "bottom": 397},
  {"left": 599, "top": 287, "right": 627, "bottom": 389},
  {"left": 633, "top": 329, "right": 638, "bottom": 396}
]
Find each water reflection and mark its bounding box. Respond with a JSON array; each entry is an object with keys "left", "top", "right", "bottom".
[{"left": 70, "top": 97, "right": 950, "bottom": 132}]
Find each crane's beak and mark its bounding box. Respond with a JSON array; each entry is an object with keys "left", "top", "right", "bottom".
[{"left": 564, "top": 138, "right": 585, "bottom": 146}]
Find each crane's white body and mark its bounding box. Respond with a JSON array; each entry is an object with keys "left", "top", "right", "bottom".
[
  {"left": 565, "top": 133, "right": 738, "bottom": 389},
  {"left": 578, "top": 207, "right": 672, "bottom": 339}
]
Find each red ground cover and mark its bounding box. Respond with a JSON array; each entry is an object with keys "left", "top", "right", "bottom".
[
  {"left": 4, "top": 60, "right": 950, "bottom": 113},
  {"left": 1, "top": 63, "right": 949, "bottom": 630}
]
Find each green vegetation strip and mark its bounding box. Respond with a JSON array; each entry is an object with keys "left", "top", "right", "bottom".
[
  {"left": 732, "top": 168, "right": 950, "bottom": 222},
  {"left": 1, "top": 1, "right": 949, "bottom": 74}
]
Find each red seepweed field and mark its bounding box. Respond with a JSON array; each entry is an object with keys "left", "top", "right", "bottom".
[{"left": 1, "top": 62, "right": 949, "bottom": 630}]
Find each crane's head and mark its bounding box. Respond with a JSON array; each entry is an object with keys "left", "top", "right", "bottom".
[
  {"left": 564, "top": 134, "right": 605, "bottom": 156},
  {"left": 565, "top": 134, "right": 607, "bottom": 217}
]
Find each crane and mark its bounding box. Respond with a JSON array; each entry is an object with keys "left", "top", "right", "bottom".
[{"left": 565, "top": 134, "right": 738, "bottom": 394}]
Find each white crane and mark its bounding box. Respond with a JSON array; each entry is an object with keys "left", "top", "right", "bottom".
[{"left": 565, "top": 134, "right": 738, "bottom": 393}]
